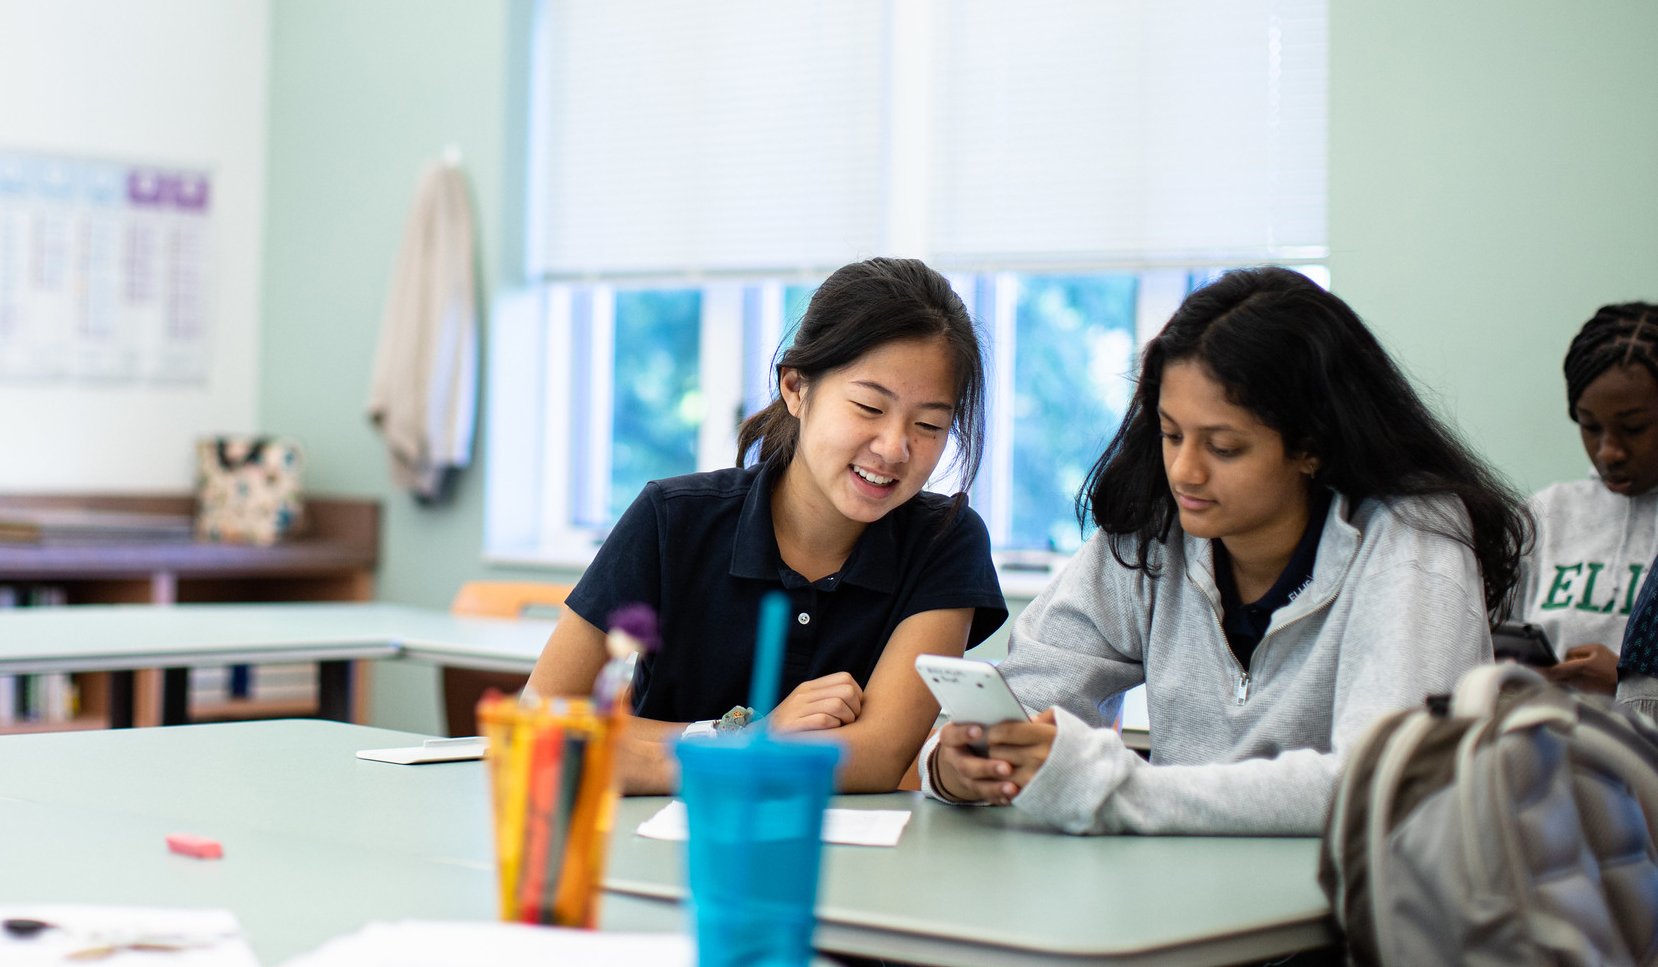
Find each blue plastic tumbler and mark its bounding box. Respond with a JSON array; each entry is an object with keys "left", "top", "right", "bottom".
[{"left": 676, "top": 732, "right": 841, "bottom": 967}]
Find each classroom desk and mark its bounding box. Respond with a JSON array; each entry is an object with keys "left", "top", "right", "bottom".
[
  {"left": 0, "top": 720, "right": 1335, "bottom": 966},
  {"left": 607, "top": 797, "right": 1333, "bottom": 967},
  {"left": 0, "top": 602, "right": 554, "bottom": 727},
  {"left": 0, "top": 719, "right": 676, "bottom": 964}
]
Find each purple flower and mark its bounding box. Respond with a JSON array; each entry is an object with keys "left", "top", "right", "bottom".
[{"left": 607, "top": 603, "right": 660, "bottom": 654}]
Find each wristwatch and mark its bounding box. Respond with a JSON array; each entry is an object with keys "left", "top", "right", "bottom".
[
  {"left": 681, "top": 719, "right": 718, "bottom": 739},
  {"left": 681, "top": 705, "right": 757, "bottom": 740}
]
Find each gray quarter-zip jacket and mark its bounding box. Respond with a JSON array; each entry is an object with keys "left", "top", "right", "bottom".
[{"left": 920, "top": 491, "right": 1491, "bottom": 835}]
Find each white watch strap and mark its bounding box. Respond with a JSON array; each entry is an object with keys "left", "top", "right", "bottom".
[{"left": 682, "top": 720, "right": 718, "bottom": 739}]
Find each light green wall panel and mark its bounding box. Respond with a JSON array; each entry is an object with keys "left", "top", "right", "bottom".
[
  {"left": 1328, "top": 1, "right": 1658, "bottom": 496},
  {"left": 261, "top": 0, "right": 571, "bottom": 731}
]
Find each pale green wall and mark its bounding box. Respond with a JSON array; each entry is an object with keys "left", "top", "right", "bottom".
[
  {"left": 260, "top": 1, "right": 1658, "bottom": 726},
  {"left": 1328, "top": 2, "right": 1658, "bottom": 495},
  {"left": 261, "top": 0, "right": 568, "bottom": 731}
]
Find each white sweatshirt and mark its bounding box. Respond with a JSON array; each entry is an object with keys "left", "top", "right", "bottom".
[
  {"left": 1514, "top": 476, "right": 1658, "bottom": 658},
  {"left": 921, "top": 491, "right": 1491, "bottom": 835}
]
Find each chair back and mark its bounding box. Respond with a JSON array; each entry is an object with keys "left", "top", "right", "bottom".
[
  {"left": 442, "top": 581, "right": 573, "bottom": 736},
  {"left": 450, "top": 580, "right": 573, "bottom": 618}
]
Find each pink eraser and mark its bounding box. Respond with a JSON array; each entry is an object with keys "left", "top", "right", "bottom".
[{"left": 165, "top": 833, "right": 224, "bottom": 859}]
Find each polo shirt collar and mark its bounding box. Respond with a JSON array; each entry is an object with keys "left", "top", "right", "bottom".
[
  {"left": 728, "top": 461, "right": 900, "bottom": 593},
  {"left": 1212, "top": 485, "right": 1331, "bottom": 616},
  {"left": 1185, "top": 486, "right": 1345, "bottom": 616},
  {"left": 730, "top": 462, "right": 783, "bottom": 580},
  {"left": 836, "top": 511, "right": 900, "bottom": 593}
]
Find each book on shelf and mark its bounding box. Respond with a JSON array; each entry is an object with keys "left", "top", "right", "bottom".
[
  {"left": 0, "top": 585, "right": 13, "bottom": 725},
  {"left": 0, "top": 520, "right": 40, "bottom": 543},
  {"left": 0, "top": 508, "right": 193, "bottom": 544},
  {"left": 39, "top": 673, "right": 74, "bottom": 723},
  {"left": 190, "top": 662, "right": 318, "bottom": 709},
  {"left": 0, "top": 584, "right": 77, "bottom": 727},
  {"left": 0, "top": 674, "right": 76, "bottom": 727}
]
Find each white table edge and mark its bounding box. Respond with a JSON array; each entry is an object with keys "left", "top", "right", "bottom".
[{"left": 603, "top": 878, "right": 1332, "bottom": 967}]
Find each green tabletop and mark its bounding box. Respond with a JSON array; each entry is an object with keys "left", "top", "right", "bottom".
[
  {"left": 0, "top": 720, "right": 670, "bottom": 964},
  {"left": 607, "top": 794, "right": 1332, "bottom": 966},
  {"left": 0, "top": 601, "right": 552, "bottom": 674},
  {"left": 0, "top": 719, "right": 1334, "bottom": 966}
]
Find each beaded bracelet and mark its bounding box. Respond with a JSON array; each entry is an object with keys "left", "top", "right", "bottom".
[{"left": 714, "top": 705, "right": 758, "bottom": 733}]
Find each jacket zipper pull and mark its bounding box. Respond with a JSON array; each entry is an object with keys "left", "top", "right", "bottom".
[{"left": 1235, "top": 671, "right": 1250, "bottom": 705}]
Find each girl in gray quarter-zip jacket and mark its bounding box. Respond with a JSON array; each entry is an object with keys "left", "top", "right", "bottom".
[{"left": 922, "top": 267, "right": 1533, "bottom": 835}]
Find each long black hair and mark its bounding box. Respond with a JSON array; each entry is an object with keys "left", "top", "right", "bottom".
[
  {"left": 1078, "top": 266, "right": 1531, "bottom": 621},
  {"left": 1564, "top": 302, "right": 1658, "bottom": 421},
  {"left": 737, "top": 257, "right": 987, "bottom": 504}
]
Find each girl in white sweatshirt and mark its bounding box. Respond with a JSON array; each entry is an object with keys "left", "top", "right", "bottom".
[
  {"left": 1516, "top": 303, "right": 1658, "bottom": 695},
  {"left": 923, "top": 267, "right": 1532, "bottom": 835}
]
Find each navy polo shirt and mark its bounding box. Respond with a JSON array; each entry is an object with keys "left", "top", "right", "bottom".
[
  {"left": 1212, "top": 488, "right": 1332, "bottom": 671},
  {"left": 564, "top": 464, "right": 1008, "bottom": 724}
]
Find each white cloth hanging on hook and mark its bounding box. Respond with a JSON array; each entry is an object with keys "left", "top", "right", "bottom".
[{"left": 366, "top": 161, "right": 478, "bottom": 502}]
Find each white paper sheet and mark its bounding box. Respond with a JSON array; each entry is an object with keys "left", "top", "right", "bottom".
[
  {"left": 0, "top": 906, "right": 256, "bottom": 966},
  {"left": 636, "top": 800, "right": 912, "bottom": 847},
  {"left": 278, "top": 920, "right": 691, "bottom": 967},
  {"left": 356, "top": 737, "right": 488, "bottom": 765}
]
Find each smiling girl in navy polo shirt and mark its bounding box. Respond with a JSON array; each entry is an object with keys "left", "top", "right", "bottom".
[{"left": 526, "top": 257, "right": 1007, "bottom": 794}]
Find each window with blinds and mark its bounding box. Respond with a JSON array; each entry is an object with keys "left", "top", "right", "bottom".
[
  {"left": 491, "top": 0, "right": 1329, "bottom": 579},
  {"left": 925, "top": 0, "right": 1327, "bottom": 267},
  {"left": 526, "top": 0, "right": 1326, "bottom": 278},
  {"left": 529, "top": 0, "right": 890, "bottom": 277}
]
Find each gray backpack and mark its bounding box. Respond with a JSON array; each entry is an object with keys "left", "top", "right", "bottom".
[{"left": 1320, "top": 663, "right": 1658, "bottom": 965}]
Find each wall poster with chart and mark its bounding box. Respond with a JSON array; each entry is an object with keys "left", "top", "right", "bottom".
[{"left": 0, "top": 149, "right": 213, "bottom": 384}]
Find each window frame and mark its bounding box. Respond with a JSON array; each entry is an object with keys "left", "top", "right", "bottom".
[
  {"left": 484, "top": 262, "right": 1327, "bottom": 594},
  {"left": 495, "top": 0, "right": 1331, "bottom": 589}
]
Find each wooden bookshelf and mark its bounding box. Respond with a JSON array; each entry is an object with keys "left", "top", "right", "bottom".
[{"left": 0, "top": 494, "right": 379, "bottom": 731}]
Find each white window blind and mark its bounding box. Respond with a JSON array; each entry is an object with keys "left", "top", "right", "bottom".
[
  {"left": 527, "top": 0, "right": 1327, "bottom": 276},
  {"left": 531, "top": 0, "right": 889, "bottom": 277},
  {"left": 926, "top": 0, "right": 1328, "bottom": 266}
]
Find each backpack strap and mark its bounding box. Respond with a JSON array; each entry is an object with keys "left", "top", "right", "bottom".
[
  {"left": 1450, "top": 662, "right": 1545, "bottom": 718},
  {"left": 1321, "top": 707, "right": 1417, "bottom": 955},
  {"left": 1362, "top": 710, "right": 1443, "bottom": 952}
]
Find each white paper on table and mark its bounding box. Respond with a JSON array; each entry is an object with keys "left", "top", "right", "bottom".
[
  {"left": 356, "top": 736, "right": 488, "bottom": 765},
  {"left": 0, "top": 906, "right": 256, "bottom": 966},
  {"left": 278, "top": 920, "right": 692, "bottom": 967},
  {"left": 636, "top": 800, "right": 912, "bottom": 847}
]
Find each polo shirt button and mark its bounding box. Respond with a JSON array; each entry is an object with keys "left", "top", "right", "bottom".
[{"left": 797, "top": 612, "right": 811, "bottom": 625}]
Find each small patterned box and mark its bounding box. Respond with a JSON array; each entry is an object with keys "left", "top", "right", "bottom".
[{"left": 194, "top": 437, "right": 304, "bottom": 545}]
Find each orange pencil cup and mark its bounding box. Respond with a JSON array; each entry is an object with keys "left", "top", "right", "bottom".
[{"left": 478, "top": 692, "right": 622, "bottom": 927}]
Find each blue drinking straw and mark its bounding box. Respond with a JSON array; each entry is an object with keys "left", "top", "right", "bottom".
[{"left": 748, "top": 592, "right": 789, "bottom": 717}]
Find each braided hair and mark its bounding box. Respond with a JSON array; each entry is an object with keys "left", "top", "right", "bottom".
[{"left": 1564, "top": 303, "right": 1658, "bottom": 421}]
